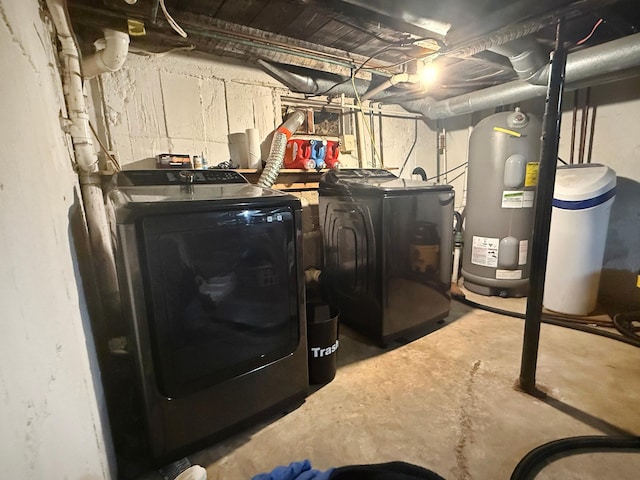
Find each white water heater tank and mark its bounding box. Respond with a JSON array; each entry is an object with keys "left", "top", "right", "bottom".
[{"left": 543, "top": 164, "right": 616, "bottom": 315}]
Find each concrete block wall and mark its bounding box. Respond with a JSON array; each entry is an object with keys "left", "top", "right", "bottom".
[
  {"left": 95, "top": 53, "right": 434, "bottom": 176},
  {"left": 95, "top": 52, "right": 287, "bottom": 169}
]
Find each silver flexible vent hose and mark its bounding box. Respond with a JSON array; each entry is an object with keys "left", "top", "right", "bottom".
[{"left": 257, "top": 109, "right": 306, "bottom": 188}]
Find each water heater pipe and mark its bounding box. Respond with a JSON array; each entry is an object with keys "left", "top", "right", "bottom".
[
  {"left": 452, "top": 211, "right": 463, "bottom": 284},
  {"left": 82, "top": 29, "right": 130, "bottom": 78},
  {"left": 452, "top": 246, "right": 462, "bottom": 284},
  {"left": 46, "top": 0, "right": 120, "bottom": 303},
  {"left": 402, "top": 32, "right": 640, "bottom": 119},
  {"left": 257, "top": 110, "right": 306, "bottom": 188}
]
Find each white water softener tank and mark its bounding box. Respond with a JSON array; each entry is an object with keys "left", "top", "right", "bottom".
[
  {"left": 462, "top": 108, "right": 541, "bottom": 296},
  {"left": 543, "top": 164, "right": 616, "bottom": 315}
]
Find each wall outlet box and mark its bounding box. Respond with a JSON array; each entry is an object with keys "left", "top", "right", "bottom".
[{"left": 340, "top": 134, "right": 356, "bottom": 153}]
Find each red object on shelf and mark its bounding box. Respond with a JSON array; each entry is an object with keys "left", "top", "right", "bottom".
[
  {"left": 284, "top": 139, "right": 312, "bottom": 169},
  {"left": 325, "top": 140, "right": 341, "bottom": 169}
]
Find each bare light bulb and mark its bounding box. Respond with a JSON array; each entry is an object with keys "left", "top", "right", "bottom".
[{"left": 421, "top": 65, "right": 438, "bottom": 85}]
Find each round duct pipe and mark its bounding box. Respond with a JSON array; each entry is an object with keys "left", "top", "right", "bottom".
[
  {"left": 401, "top": 32, "right": 640, "bottom": 120},
  {"left": 489, "top": 35, "right": 547, "bottom": 81}
]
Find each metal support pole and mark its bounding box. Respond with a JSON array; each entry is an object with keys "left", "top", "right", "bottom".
[{"left": 519, "top": 18, "right": 567, "bottom": 394}]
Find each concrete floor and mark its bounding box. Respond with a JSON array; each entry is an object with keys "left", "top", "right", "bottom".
[{"left": 144, "top": 292, "right": 640, "bottom": 480}]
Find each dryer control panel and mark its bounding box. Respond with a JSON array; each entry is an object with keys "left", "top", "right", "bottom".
[{"left": 114, "top": 169, "right": 248, "bottom": 186}]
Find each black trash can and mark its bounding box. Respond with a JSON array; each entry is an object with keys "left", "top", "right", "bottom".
[{"left": 306, "top": 303, "right": 339, "bottom": 385}]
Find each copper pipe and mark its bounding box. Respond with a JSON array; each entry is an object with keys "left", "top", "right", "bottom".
[
  {"left": 578, "top": 87, "right": 591, "bottom": 163},
  {"left": 570, "top": 90, "right": 578, "bottom": 164}
]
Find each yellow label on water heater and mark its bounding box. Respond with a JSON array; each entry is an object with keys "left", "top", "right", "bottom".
[{"left": 525, "top": 162, "right": 540, "bottom": 187}]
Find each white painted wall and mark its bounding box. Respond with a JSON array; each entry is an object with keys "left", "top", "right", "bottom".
[
  {"left": 96, "top": 52, "right": 288, "bottom": 168},
  {"left": 366, "top": 103, "right": 435, "bottom": 178},
  {"left": 558, "top": 78, "right": 640, "bottom": 179},
  {"left": 0, "top": 0, "right": 112, "bottom": 478}
]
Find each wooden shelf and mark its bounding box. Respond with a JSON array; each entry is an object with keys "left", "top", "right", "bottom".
[
  {"left": 237, "top": 168, "right": 330, "bottom": 174},
  {"left": 241, "top": 169, "right": 326, "bottom": 191}
]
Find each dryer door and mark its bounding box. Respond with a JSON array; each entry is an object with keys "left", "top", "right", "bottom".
[{"left": 140, "top": 206, "right": 300, "bottom": 398}]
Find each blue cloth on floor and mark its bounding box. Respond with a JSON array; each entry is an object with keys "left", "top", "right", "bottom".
[{"left": 251, "top": 460, "right": 333, "bottom": 480}]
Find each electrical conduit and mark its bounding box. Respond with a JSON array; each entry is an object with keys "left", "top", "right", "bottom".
[{"left": 257, "top": 110, "right": 306, "bottom": 188}]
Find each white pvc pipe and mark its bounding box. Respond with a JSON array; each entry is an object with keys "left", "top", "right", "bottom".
[
  {"left": 46, "top": 0, "right": 96, "bottom": 172},
  {"left": 83, "top": 29, "right": 130, "bottom": 78},
  {"left": 46, "top": 0, "right": 119, "bottom": 299},
  {"left": 452, "top": 246, "right": 462, "bottom": 284},
  {"left": 361, "top": 73, "right": 419, "bottom": 101}
]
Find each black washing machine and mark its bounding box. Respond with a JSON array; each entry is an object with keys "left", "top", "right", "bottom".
[
  {"left": 319, "top": 169, "right": 454, "bottom": 346},
  {"left": 103, "top": 170, "right": 308, "bottom": 477}
]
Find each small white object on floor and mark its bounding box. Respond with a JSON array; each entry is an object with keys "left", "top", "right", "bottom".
[{"left": 175, "top": 465, "right": 207, "bottom": 480}]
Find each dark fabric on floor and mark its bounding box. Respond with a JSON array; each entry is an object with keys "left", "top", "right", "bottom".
[{"left": 329, "top": 461, "right": 446, "bottom": 480}]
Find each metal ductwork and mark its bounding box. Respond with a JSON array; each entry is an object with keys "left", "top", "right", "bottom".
[
  {"left": 257, "top": 59, "right": 373, "bottom": 97},
  {"left": 402, "top": 32, "right": 640, "bottom": 119},
  {"left": 257, "top": 59, "right": 410, "bottom": 100},
  {"left": 489, "top": 35, "right": 547, "bottom": 81}
]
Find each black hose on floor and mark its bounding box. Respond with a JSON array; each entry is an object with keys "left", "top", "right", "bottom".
[
  {"left": 510, "top": 435, "right": 640, "bottom": 480},
  {"left": 613, "top": 311, "right": 640, "bottom": 342},
  {"left": 452, "top": 295, "right": 640, "bottom": 349}
]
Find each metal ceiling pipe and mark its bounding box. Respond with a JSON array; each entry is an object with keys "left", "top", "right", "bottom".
[
  {"left": 446, "top": 21, "right": 545, "bottom": 59},
  {"left": 257, "top": 58, "right": 373, "bottom": 96},
  {"left": 489, "top": 35, "right": 547, "bottom": 81},
  {"left": 402, "top": 32, "right": 640, "bottom": 119},
  {"left": 257, "top": 59, "right": 318, "bottom": 92}
]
